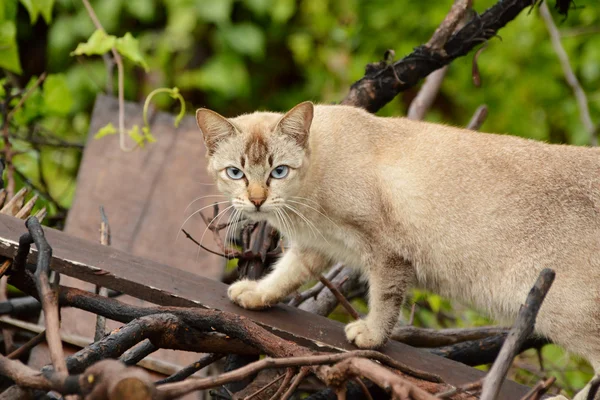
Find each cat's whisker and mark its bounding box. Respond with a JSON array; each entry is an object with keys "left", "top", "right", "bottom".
[
  {"left": 196, "top": 205, "right": 235, "bottom": 261},
  {"left": 290, "top": 196, "right": 326, "bottom": 211},
  {"left": 287, "top": 199, "right": 341, "bottom": 229},
  {"left": 184, "top": 194, "right": 228, "bottom": 214},
  {"left": 285, "top": 204, "right": 329, "bottom": 245},
  {"left": 224, "top": 209, "right": 242, "bottom": 249},
  {"left": 176, "top": 200, "right": 231, "bottom": 241},
  {"left": 280, "top": 207, "right": 298, "bottom": 240}
]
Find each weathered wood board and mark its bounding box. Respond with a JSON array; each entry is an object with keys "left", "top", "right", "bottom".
[
  {"left": 31, "top": 95, "right": 222, "bottom": 380},
  {"left": 0, "top": 214, "right": 534, "bottom": 399}
]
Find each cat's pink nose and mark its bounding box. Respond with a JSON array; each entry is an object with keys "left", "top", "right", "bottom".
[{"left": 250, "top": 197, "right": 265, "bottom": 209}]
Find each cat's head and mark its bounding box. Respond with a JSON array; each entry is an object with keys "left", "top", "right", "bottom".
[{"left": 195, "top": 101, "right": 313, "bottom": 219}]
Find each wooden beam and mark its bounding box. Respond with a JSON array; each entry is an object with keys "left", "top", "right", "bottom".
[{"left": 0, "top": 214, "right": 532, "bottom": 398}]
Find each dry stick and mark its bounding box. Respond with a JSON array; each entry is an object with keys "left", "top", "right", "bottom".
[
  {"left": 24, "top": 217, "right": 68, "bottom": 374},
  {"left": 2, "top": 74, "right": 48, "bottom": 200},
  {"left": 408, "top": 0, "right": 471, "bottom": 120},
  {"left": 94, "top": 206, "right": 110, "bottom": 341},
  {"left": 7, "top": 330, "right": 46, "bottom": 360},
  {"left": 391, "top": 325, "right": 507, "bottom": 348},
  {"left": 321, "top": 357, "right": 438, "bottom": 400},
  {"left": 182, "top": 228, "right": 235, "bottom": 259},
  {"left": 157, "top": 350, "right": 441, "bottom": 399},
  {"left": 268, "top": 368, "right": 294, "bottom": 400},
  {"left": 81, "top": 0, "right": 134, "bottom": 152},
  {"left": 318, "top": 275, "right": 360, "bottom": 320},
  {"left": 480, "top": 268, "right": 556, "bottom": 400},
  {"left": 426, "top": 0, "right": 473, "bottom": 52},
  {"left": 281, "top": 366, "right": 310, "bottom": 400},
  {"left": 353, "top": 377, "right": 374, "bottom": 400},
  {"left": 156, "top": 353, "right": 225, "bottom": 384},
  {"left": 540, "top": 1, "right": 598, "bottom": 146},
  {"left": 242, "top": 372, "right": 285, "bottom": 400},
  {"left": 519, "top": 376, "right": 556, "bottom": 400},
  {"left": 0, "top": 187, "right": 27, "bottom": 214},
  {"left": 436, "top": 379, "right": 482, "bottom": 398},
  {"left": 14, "top": 194, "right": 39, "bottom": 219},
  {"left": 466, "top": 105, "right": 489, "bottom": 130},
  {"left": 289, "top": 263, "right": 344, "bottom": 306},
  {"left": 407, "top": 67, "right": 449, "bottom": 120}
]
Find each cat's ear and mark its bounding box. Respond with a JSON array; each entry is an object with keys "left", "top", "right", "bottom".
[
  {"left": 276, "top": 101, "right": 314, "bottom": 147},
  {"left": 196, "top": 108, "right": 237, "bottom": 155}
]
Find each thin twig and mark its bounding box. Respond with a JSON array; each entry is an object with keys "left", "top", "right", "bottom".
[
  {"left": 540, "top": 1, "right": 598, "bottom": 146},
  {"left": 156, "top": 353, "right": 225, "bottom": 384},
  {"left": 28, "top": 218, "right": 67, "bottom": 376},
  {"left": 94, "top": 206, "right": 110, "bottom": 341},
  {"left": 480, "top": 268, "right": 555, "bottom": 400},
  {"left": 436, "top": 379, "right": 482, "bottom": 398},
  {"left": 157, "top": 350, "right": 441, "bottom": 398},
  {"left": 7, "top": 330, "right": 46, "bottom": 360},
  {"left": 467, "top": 105, "right": 489, "bottom": 130},
  {"left": 318, "top": 276, "right": 360, "bottom": 319},
  {"left": 6, "top": 73, "right": 48, "bottom": 122},
  {"left": 353, "top": 377, "right": 374, "bottom": 400},
  {"left": 243, "top": 372, "right": 285, "bottom": 400},
  {"left": 426, "top": 0, "right": 473, "bottom": 52},
  {"left": 519, "top": 376, "right": 556, "bottom": 400},
  {"left": 407, "top": 67, "right": 449, "bottom": 120},
  {"left": 182, "top": 228, "right": 236, "bottom": 259},
  {"left": 268, "top": 368, "right": 294, "bottom": 400},
  {"left": 281, "top": 367, "right": 309, "bottom": 400},
  {"left": 81, "top": 0, "right": 135, "bottom": 152}
]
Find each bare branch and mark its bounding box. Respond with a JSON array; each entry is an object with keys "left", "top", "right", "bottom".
[
  {"left": 540, "top": 1, "right": 598, "bottom": 146},
  {"left": 480, "top": 268, "right": 555, "bottom": 400}
]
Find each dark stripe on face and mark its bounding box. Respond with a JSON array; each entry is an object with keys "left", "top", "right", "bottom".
[{"left": 244, "top": 136, "right": 269, "bottom": 165}]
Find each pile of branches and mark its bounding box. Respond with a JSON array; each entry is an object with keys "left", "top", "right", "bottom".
[{"left": 0, "top": 0, "right": 582, "bottom": 399}]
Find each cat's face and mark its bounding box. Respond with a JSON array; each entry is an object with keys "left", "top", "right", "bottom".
[{"left": 196, "top": 102, "right": 313, "bottom": 220}]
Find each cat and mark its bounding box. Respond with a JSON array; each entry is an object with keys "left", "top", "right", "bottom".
[{"left": 196, "top": 101, "right": 600, "bottom": 400}]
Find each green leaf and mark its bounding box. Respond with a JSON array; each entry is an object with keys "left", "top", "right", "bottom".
[
  {"left": 142, "top": 126, "right": 156, "bottom": 143},
  {"left": 222, "top": 23, "right": 265, "bottom": 58},
  {"left": 115, "top": 33, "right": 149, "bottom": 71},
  {"left": 195, "top": 0, "right": 233, "bottom": 24},
  {"left": 71, "top": 30, "right": 116, "bottom": 57},
  {"left": 43, "top": 74, "right": 73, "bottom": 116},
  {"left": 1, "top": 0, "right": 18, "bottom": 22},
  {"left": 94, "top": 123, "right": 117, "bottom": 139},
  {"left": 18, "top": 0, "right": 53, "bottom": 24},
  {"left": 0, "top": 20, "right": 22, "bottom": 74},
  {"left": 128, "top": 125, "right": 145, "bottom": 147},
  {"left": 271, "top": 0, "right": 295, "bottom": 23},
  {"left": 427, "top": 294, "right": 442, "bottom": 313},
  {"left": 19, "top": 0, "right": 40, "bottom": 23},
  {"left": 39, "top": 0, "right": 54, "bottom": 23}
]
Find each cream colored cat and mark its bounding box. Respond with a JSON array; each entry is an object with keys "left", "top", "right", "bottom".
[{"left": 196, "top": 101, "right": 600, "bottom": 400}]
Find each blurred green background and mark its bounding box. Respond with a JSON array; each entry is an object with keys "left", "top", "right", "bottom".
[{"left": 1, "top": 0, "right": 599, "bottom": 396}]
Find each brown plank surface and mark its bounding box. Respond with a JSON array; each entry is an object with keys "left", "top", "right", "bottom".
[
  {"left": 0, "top": 214, "right": 533, "bottom": 399},
  {"left": 30, "top": 95, "right": 222, "bottom": 384}
]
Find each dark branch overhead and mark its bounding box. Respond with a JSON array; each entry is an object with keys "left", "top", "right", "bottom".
[{"left": 342, "top": 0, "right": 538, "bottom": 112}]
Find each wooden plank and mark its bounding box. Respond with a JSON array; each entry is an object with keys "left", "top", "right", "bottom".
[
  {"left": 0, "top": 214, "right": 533, "bottom": 399},
  {"left": 44, "top": 95, "right": 223, "bottom": 377}
]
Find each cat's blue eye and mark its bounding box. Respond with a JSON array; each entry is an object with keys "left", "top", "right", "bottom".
[
  {"left": 226, "top": 167, "right": 244, "bottom": 180},
  {"left": 271, "top": 165, "right": 289, "bottom": 179}
]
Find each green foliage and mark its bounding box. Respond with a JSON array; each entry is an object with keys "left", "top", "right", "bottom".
[{"left": 3, "top": 1, "right": 600, "bottom": 395}]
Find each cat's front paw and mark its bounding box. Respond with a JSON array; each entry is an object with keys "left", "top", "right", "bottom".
[
  {"left": 344, "top": 319, "right": 387, "bottom": 349},
  {"left": 227, "top": 280, "right": 269, "bottom": 310}
]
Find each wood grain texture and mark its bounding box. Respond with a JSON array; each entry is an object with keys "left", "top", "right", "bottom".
[
  {"left": 0, "top": 214, "right": 532, "bottom": 399},
  {"left": 30, "top": 95, "right": 222, "bottom": 386}
]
